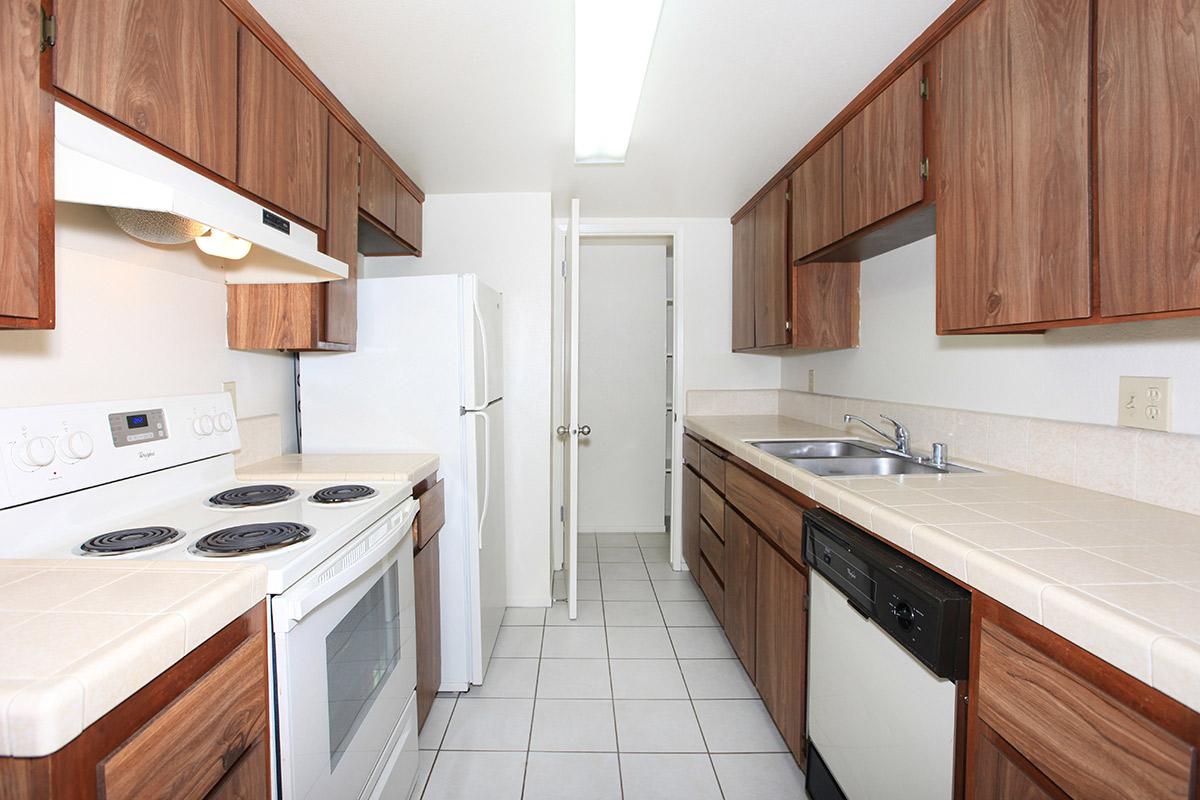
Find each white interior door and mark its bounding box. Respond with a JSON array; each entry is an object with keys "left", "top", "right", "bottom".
[{"left": 561, "top": 199, "right": 581, "bottom": 619}]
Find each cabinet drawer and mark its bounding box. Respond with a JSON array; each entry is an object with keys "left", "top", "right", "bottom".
[
  {"left": 977, "top": 619, "right": 1194, "bottom": 800},
  {"left": 725, "top": 463, "right": 806, "bottom": 565},
  {"left": 700, "top": 446, "right": 726, "bottom": 493},
  {"left": 700, "top": 482, "right": 724, "bottom": 539},
  {"left": 683, "top": 434, "right": 702, "bottom": 468},
  {"left": 697, "top": 555, "right": 724, "bottom": 624},
  {"left": 700, "top": 519, "right": 724, "bottom": 582},
  {"left": 414, "top": 479, "right": 445, "bottom": 551},
  {"left": 99, "top": 630, "right": 267, "bottom": 800}
]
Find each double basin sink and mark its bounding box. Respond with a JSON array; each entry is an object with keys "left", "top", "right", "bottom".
[{"left": 749, "top": 439, "right": 978, "bottom": 477}]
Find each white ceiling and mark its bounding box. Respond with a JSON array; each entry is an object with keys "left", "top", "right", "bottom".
[{"left": 249, "top": 0, "right": 955, "bottom": 217}]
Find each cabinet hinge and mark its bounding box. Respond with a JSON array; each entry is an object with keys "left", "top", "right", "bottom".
[
  {"left": 919, "top": 77, "right": 929, "bottom": 99},
  {"left": 559, "top": 505, "right": 564, "bottom": 522},
  {"left": 785, "top": 320, "right": 792, "bottom": 331},
  {"left": 785, "top": 191, "right": 791, "bottom": 202},
  {"left": 40, "top": 10, "right": 56, "bottom": 51},
  {"left": 919, "top": 157, "right": 930, "bottom": 181}
]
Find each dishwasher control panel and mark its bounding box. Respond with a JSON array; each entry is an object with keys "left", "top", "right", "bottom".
[{"left": 803, "top": 509, "right": 971, "bottom": 680}]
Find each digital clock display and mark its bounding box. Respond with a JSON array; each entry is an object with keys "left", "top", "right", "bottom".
[{"left": 126, "top": 414, "right": 149, "bottom": 429}]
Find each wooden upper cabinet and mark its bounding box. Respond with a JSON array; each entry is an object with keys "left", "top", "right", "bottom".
[
  {"left": 792, "top": 262, "right": 859, "bottom": 349},
  {"left": 0, "top": 0, "right": 53, "bottom": 329},
  {"left": 934, "top": 0, "right": 1091, "bottom": 331},
  {"left": 1097, "top": 0, "right": 1200, "bottom": 318},
  {"left": 753, "top": 181, "right": 790, "bottom": 348},
  {"left": 324, "top": 116, "right": 359, "bottom": 346},
  {"left": 790, "top": 132, "right": 842, "bottom": 261},
  {"left": 359, "top": 146, "right": 396, "bottom": 227},
  {"left": 55, "top": 0, "right": 238, "bottom": 179},
  {"left": 842, "top": 64, "right": 924, "bottom": 236},
  {"left": 237, "top": 30, "right": 327, "bottom": 227},
  {"left": 731, "top": 213, "right": 756, "bottom": 350},
  {"left": 395, "top": 180, "right": 422, "bottom": 252}
]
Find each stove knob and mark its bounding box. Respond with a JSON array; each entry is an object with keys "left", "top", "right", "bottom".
[
  {"left": 19, "top": 436, "right": 56, "bottom": 468},
  {"left": 59, "top": 431, "right": 94, "bottom": 460},
  {"left": 895, "top": 601, "right": 915, "bottom": 631},
  {"left": 193, "top": 415, "right": 215, "bottom": 436},
  {"left": 215, "top": 412, "right": 233, "bottom": 433}
]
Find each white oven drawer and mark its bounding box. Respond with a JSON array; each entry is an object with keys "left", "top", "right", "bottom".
[{"left": 273, "top": 509, "right": 417, "bottom": 800}]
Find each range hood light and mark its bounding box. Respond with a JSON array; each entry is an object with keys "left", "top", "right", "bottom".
[{"left": 195, "top": 228, "right": 252, "bottom": 260}]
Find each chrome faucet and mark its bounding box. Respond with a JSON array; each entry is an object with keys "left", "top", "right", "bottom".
[{"left": 844, "top": 414, "right": 911, "bottom": 457}]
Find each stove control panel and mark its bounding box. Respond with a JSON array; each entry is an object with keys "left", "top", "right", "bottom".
[{"left": 0, "top": 392, "right": 238, "bottom": 510}]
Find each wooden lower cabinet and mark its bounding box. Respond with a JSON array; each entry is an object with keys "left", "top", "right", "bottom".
[
  {"left": 723, "top": 507, "right": 758, "bottom": 681},
  {"left": 967, "top": 596, "right": 1199, "bottom": 800},
  {"left": 0, "top": 603, "right": 270, "bottom": 800},
  {"left": 755, "top": 539, "right": 808, "bottom": 765},
  {"left": 414, "top": 476, "right": 445, "bottom": 730},
  {"left": 681, "top": 464, "right": 701, "bottom": 573}
]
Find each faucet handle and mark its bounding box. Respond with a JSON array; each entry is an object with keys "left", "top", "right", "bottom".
[{"left": 931, "top": 442, "right": 948, "bottom": 467}]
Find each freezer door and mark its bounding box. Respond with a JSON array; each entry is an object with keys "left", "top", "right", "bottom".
[
  {"left": 461, "top": 275, "right": 504, "bottom": 409},
  {"left": 462, "top": 400, "right": 507, "bottom": 682}
]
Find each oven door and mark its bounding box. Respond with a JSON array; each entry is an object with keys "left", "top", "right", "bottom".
[{"left": 272, "top": 497, "right": 419, "bottom": 800}]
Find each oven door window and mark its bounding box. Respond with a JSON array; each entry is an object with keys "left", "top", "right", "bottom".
[{"left": 326, "top": 562, "right": 403, "bottom": 770}]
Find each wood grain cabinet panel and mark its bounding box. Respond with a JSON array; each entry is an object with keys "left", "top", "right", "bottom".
[
  {"left": 697, "top": 554, "right": 724, "bottom": 624},
  {"left": 359, "top": 146, "right": 396, "bottom": 227},
  {"left": 790, "top": 132, "right": 843, "bottom": 261},
  {"left": 731, "top": 212, "right": 756, "bottom": 350},
  {"left": 972, "top": 725, "right": 1061, "bottom": 800},
  {"left": 0, "top": 0, "right": 53, "bottom": 329},
  {"left": 414, "top": 530, "right": 440, "bottom": 730},
  {"left": 755, "top": 539, "right": 807, "bottom": 764},
  {"left": 842, "top": 64, "right": 924, "bottom": 235},
  {"left": 322, "top": 116, "right": 360, "bottom": 346},
  {"left": 55, "top": 0, "right": 239, "bottom": 179},
  {"left": 237, "top": 30, "right": 327, "bottom": 227},
  {"left": 699, "top": 519, "right": 724, "bottom": 581},
  {"left": 682, "top": 434, "right": 702, "bottom": 469},
  {"left": 1097, "top": 0, "right": 1200, "bottom": 317},
  {"left": 934, "top": 0, "right": 1091, "bottom": 330},
  {"left": 792, "top": 262, "right": 860, "bottom": 349},
  {"left": 725, "top": 463, "right": 807, "bottom": 566},
  {"left": 699, "top": 446, "right": 726, "bottom": 493},
  {"left": 681, "top": 466, "right": 701, "bottom": 574},
  {"left": 699, "top": 481, "right": 725, "bottom": 539},
  {"left": 394, "top": 181, "right": 423, "bottom": 252},
  {"left": 753, "top": 181, "right": 791, "bottom": 348},
  {"left": 977, "top": 619, "right": 1194, "bottom": 800},
  {"left": 99, "top": 632, "right": 267, "bottom": 800},
  {"left": 723, "top": 507, "right": 758, "bottom": 681},
  {"left": 205, "top": 736, "right": 268, "bottom": 800}
]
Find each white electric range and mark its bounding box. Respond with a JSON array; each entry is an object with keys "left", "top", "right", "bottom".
[{"left": 0, "top": 393, "right": 421, "bottom": 800}]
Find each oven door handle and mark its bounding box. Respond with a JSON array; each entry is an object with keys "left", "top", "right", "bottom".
[{"left": 273, "top": 496, "right": 419, "bottom": 633}]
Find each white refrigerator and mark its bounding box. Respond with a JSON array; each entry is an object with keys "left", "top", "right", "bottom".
[{"left": 298, "top": 274, "right": 507, "bottom": 689}]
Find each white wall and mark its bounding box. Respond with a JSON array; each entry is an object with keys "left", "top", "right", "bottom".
[
  {"left": 780, "top": 235, "right": 1200, "bottom": 435},
  {"left": 364, "top": 193, "right": 554, "bottom": 607},
  {"left": 577, "top": 242, "right": 668, "bottom": 532},
  {"left": 0, "top": 204, "right": 298, "bottom": 448}
]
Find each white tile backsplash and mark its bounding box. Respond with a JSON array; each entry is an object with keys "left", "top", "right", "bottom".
[{"left": 686, "top": 390, "right": 1200, "bottom": 516}]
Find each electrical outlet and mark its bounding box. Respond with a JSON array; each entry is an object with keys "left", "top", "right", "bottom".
[
  {"left": 808, "top": 369, "right": 816, "bottom": 393},
  {"left": 222, "top": 381, "right": 238, "bottom": 415},
  {"left": 1118, "top": 376, "right": 1171, "bottom": 432}
]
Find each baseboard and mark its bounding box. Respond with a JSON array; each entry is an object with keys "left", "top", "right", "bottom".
[{"left": 580, "top": 525, "right": 667, "bottom": 534}]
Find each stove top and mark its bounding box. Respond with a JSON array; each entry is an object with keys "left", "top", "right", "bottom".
[
  {"left": 309, "top": 484, "right": 378, "bottom": 505},
  {"left": 191, "top": 521, "right": 313, "bottom": 556},
  {"left": 78, "top": 526, "right": 184, "bottom": 556},
  {"left": 208, "top": 484, "right": 297, "bottom": 508}
]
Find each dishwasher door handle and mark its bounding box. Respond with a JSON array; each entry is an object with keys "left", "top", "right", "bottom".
[{"left": 846, "top": 597, "right": 871, "bottom": 620}]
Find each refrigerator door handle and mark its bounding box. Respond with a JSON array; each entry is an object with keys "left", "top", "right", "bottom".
[
  {"left": 476, "top": 410, "right": 491, "bottom": 551},
  {"left": 473, "top": 290, "right": 490, "bottom": 408}
]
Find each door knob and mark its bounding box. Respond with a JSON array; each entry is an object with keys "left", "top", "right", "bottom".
[
  {"left": 578, "top": 425, "right": 591, "bottom": 437},
  {"left": 556, "top": 425, "right": 569, "bottom": 437}
]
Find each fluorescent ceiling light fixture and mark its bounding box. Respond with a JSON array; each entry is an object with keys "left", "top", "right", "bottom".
[
  {"left": 574, "top": 0, "right": 663, "bottom": 164},
  {"left": 195, "top": 228, "right": 252, "bottom": 260}
]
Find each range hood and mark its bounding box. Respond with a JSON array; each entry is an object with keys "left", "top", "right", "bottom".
[{"left": 53, "top": 103, "right": 348, "bottom": 284}]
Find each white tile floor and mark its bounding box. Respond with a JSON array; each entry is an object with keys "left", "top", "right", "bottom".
[{"left": 413, "top": 530, "right": 806, "bottom": 799}]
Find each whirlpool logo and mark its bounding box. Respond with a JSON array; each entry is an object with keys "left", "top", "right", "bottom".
[{"left": 137, "top": 450, "right": 156, "bottom": 459}]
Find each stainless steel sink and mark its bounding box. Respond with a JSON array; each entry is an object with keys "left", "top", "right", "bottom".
[
  {"left": 751, "top": 440, "right": 883, "bottom": 459},
  {"left": 749, "top": 439, "right": 978, "bottom": 477}
]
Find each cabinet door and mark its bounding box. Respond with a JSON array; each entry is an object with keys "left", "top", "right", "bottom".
[
  {"left": 237, "top": 30, "right": 327, "bottom": 227},
  {"left": 324, "top": 116, "right": 359, "bottom": 346},
  {"left": 359, "top": 146, "right": 396, "bottom": 227},
  {"left": 842, "top": 64, "right": 924, "bottom": 235},
  {"left": 792, "top": 262, "right": 859, "bottom": 349},
  {"left": 972, "top": 725, "right": 1061, "bottom": 800},
  {"left": 755, "top": 541, "right": 807, "bottom": 763},
  {"left": 205, "top": 735, "right": 268, "bottom": 800},
  {"left": 731, "top": 212, "right": 756, "bottom": 350},
  {"left": 414, "top": 532, "right": 441, "bottom": 730},
  {"left": 935, "top": 0, "right": 1090, "bottom": 330},
  {"left": 1097, "top": 0, "right": 1200, "bottom": 317},
  {"left": 56, "top": 0, "right": 238, "bottom": 179},
  {"left": 753, "top": 181, "right": 790, "bottom": 348},
  {"left": 723, "top": 508, "right": 757, "bottom": 681},
  {"left": 790, "top": 132, "right": 842, "bottom": 260},
  {"left": 0, "top": 0, "right": 53, "bottom": 329},
  {"left": 682, "top": 465, "right": 701, "bottom": 573},
  {"left": 395, "top": 181, "right": 423, "bottom": 252}
]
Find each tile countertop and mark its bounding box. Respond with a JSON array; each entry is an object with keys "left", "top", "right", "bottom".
[
  {"left": 237, "top": 453, "right": 440, "bottom": 485},
  {"left": 684, "top": 414, "right": 1200, "bottom": 714},
  {"left": 0, "top": 560, "right": 266, "bottom": 758}
]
